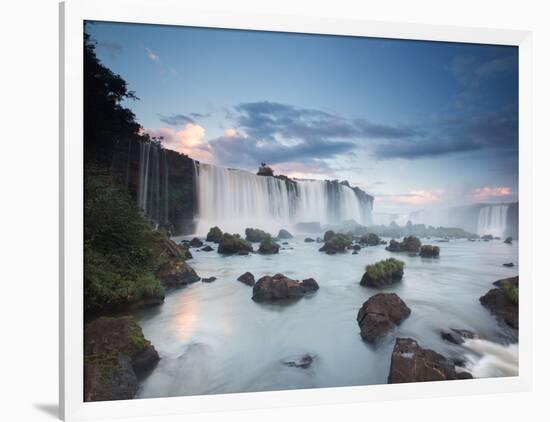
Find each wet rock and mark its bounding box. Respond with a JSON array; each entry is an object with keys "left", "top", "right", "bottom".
[
  {"left": 388, "top": 337, "right": 458, "bottom": 383},
  {"left": 480, "top": 276, "right": 518, "bottom": 330},
  {"left": 245, "top": 228, "right": 271, "bottom": 243},
  {"left": 304, "top": 237, "right": 315, "bottom": 243},
  {"left": 218, "top": 233, "right": 253, "bottom": 255},
  {"left": 481, "top": 234, "right": 493, "bottom": 241},
  {"left": 201, "top": 245, "right": 214, "bottom": 252},
  {"left": 189, "top": 237, "right": 203, "bottom": 248},
  {"left": 386, "top": 236, "right": 421, "bottom": 253},
  {"left": 457, "top": 371, "right": 474, "bottom": 379},
  {"left": 319, "top": 233, "right": 353, "bottom": 254},
  {"left": 352, "top": 250, "right": 359, "bottom": 255},
  {"left": 258, "top": 236, "right": 280, "bottom": 254},
  {"left": 206, "top": 226, "right": 223, "bottom": 243},
  {"left": 156, "top": 259, "right": 200, "bottom": 288},
  {"left": 502, "top": 262, "right": 515, "bottom": 267},
  {"left": 252, "top": 274, "right": 319, "bottom": 302},
  {"left": 359, "top": 233, "right": 382, "bottom": 246},
  {"left": 277, "top": 229, "right": 293, "bottom": 239},
  {"left": 202, "top": 276, "right": 216, "bottom": 283},
  {"left": 237, "top": 272, "right": 255, "bottom": 286},
  {"left": 282, "top": 242, "right": 289, "bottom": 245},
  {"left": 357, "top": 293, "right": 411, "bottom": 343},
  {"left": 84, "top": 317, "right": 159, "bottom": 402},
  {"left": 323, "top": 230, "right": 335, "bottom": 242},
  {"left": 360, "top": 258, "right": 404, "bottom": 288},
  {"left": 283, "top": 354, "right": 314, "bottom": 369},
  {"left": 441, "top": 328, "right": 476, "bottom": 345},
  {"left": 420, "top": 245, "right": 440, "bottom": 258},
  {"left": 504, "top": 236, "right": 513, "bottom": 244}
]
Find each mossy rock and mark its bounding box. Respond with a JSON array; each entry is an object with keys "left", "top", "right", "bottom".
[
  {"left": 258, "top": 236, "right": 280, "bottom": 254},
  {"left": 319, "top": 233, "right": 352, "bottom": 254},
  {"left": 360, "top": 258, "right": 405, "bottom": 288},
  {"left": 360, "top": 233, "right": 381, "bottom": 246},
  {"left": 386, "top": 236, "right": 422, "bottom": 253},
  {"left": 420, "top": 245, "right": 440, "bottom": 258},
  {"left": 206, "top": 226, "right": 223, "bottom": 243},
  {"left": 245, "top": 228, "right": 271, "bottom": 243},
  {"left": 218, "top": 233, "right": 253, "bottom": 254}
]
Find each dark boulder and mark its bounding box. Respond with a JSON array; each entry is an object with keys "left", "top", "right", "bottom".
[
  {"left": 502, "top": 262, "right": 515, "bottom": 267},
  {"left": 352, "top": 250, "right": 359, "bottom": 255},
  {"left": 189, "top": 237, "right": 203, "bottom": 247},
  {"left": 304, "top": 237, "right": 315, "bottom": 243},
  {"left": 420, "top": 245, "right": 440, "bottom": 258},
  {"left": 441, "top": 328, "right": 477, "bottom": 345},
  {"left": 202, "top": 276, "right": 216, "bottom": 283},
  {"left": 206, "top": 226, "right": 223, "bottom": 243},
  {"left": 360, "top": 258, "right": 404, "bottom": 288},
  {"left": 258, "top": 236, "right": 280, "bottom": 254},
  {"left": 283, "top": 354, "right": 314, "bottom": 369},
  {"left": 218, "top": 233, "right": 253, "bottom": 255},
  {"left": 388, "top": 338, "right": 460, "bottom": 383},
  {"left": 504, "top": 236, "right": 513, "bottom": 244},
  {"left": 201, "top": 245, "right": 214, "bottom": 252},
  {"left": 237, "top": 272, "right": 255, "bottom": 286},
  {"left": 84, "top": 317, "right": 159, "bottom": 402},
  {"left": 360, "top": 233, "right": 381, "bottom": 246},
  {"left": 323, "top": 230, "right": 335, "bottom": 242},
  {"left": 252, "top": 274, "right": 319, "bottom": 302},
  {"left": 277, "top": 229, "right": 293, "bottom": 239},
  {"left": 245, "top": 228, "right": 271, "bottom": 243},
  {"left": 357, "top": 293, "right": 411, "bottom": 342},
  {"left": 156, "top": 259, "right": 200, "bottom": 288},
  {"left": 480, "top": 276, "right": 518, "bottom": 329},
  {"left": 481, "top": 234, "right": 494, "bottom": 241}
]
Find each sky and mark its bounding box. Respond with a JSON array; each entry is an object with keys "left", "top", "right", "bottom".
[{"left": 87, "top": 21, "right": 519, "bottom": 214}]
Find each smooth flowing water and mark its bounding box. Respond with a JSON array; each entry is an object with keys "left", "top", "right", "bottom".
[{"left": 134, "top": 236, "right": 518, "bottom": 399}]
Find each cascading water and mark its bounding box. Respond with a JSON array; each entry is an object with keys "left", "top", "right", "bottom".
[
  {"left": 194, "top": 163, "right": 373, "bottom": 234},
  {"left": 477, "top": 204, "right": 509, "bottom": 237},
  {"left": 137, "top": 141, "right": 169, "bottom": 227}
]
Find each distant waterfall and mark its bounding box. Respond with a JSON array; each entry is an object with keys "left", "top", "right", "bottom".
[
  {"left": 194, "top": 163, "right": 373, "bottom": 234},
  {"left": 477, "top": 204, "right": 510, "bottom": 237},
  {"left": 138, "top": 141, "right": 169, "bottom": 227}
]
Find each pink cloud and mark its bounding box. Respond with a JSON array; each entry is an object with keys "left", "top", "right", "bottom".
[
  {"left": 376, "top": 189, "right": 444, "bottom": 205},
  {"left": 271, "top": 162, "right": 336, "bottom": 180},
  {"left": 145, "top": 47, "right": 159, "bottom": 62},
  {"left": 473, "top": 186, "right": 513, "bottom": 200},
  {"left": 145, "top": 123, "right": 213, "bottom": 162}
]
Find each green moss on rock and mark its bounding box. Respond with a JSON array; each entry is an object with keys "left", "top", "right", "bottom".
[{"left": 361, "top": 258, "right": 405, "bottom": 288}]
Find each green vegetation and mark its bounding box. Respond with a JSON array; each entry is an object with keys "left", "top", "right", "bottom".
[
  {"left": 245, "top": 227, "right": 271, "bottom": 242},
  {"left": 360, "top": 233, "right": 381, "bottom": 246},
  {"left": 386, "top": 236, "right": 422, "bottom": 253},
  {"left": 84, "top": 167, "right": 166, "bottom": 313},
  {"left": 258, "top": 236, "right": 280, "bottom": 254},
  {"left": 420, "top": 245, "right": 440, "bottom": 258},
  {"left": 206, "top": 226, "right": 223, "bottom": 243},
  {"left": 361, "top": 258, "right": 405, "bottom": 287},
  {"left": 320, "top": 233, "right": 353, "bottom": 254},
  {"left": 501, "top": 281, "right": 519, "bottom": 304},
  {"left": 218, "top": 233, "right": 253, "bottom": 254}
]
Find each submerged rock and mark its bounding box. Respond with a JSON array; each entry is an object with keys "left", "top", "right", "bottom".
[
  {"left": 277, "top": 229, "right": 293, "bottom": 239},
  {"left": 283, "top": 354, "right": 315, "bottom": 369},
  {"left": 388, "top": 338, "right": 461, "bottom": 383},
  {"left": 357, "top": 293, "right": 411, "bottom": 343},
  {"left": 304, "top": 237, "right": 315, "bottom": 243},
  {"left": 206, "top": 226, "right": 223, "bottom": 243},
  {"left": 480, "top": 276, "right": 518, "bottom": 330},
  {"left": 441, "top": 328, "right": 477, "bottom": 345},
  {"left": 189, "top": 237, "right": 203, "bottom": 247},
  {"left": 237, "top": 272, "right": 255, "bottom": 286},
  {"left": 202, "top": 276, "right": 216, "bottom": 283},
  {"left": 252, "top": 273, "right": 319, "bottom": 302},
  {"left": 218, "top": 233, "right": 253, "bottom": 255},
  {"left": 503, "top": 262, "right": 515, "bottom": 267},
  {"left": 84, "top": 317, "right": 159, "bottom": 402},
  {"left": 360, "top": 258, "right": 404, "bottom": 288}
]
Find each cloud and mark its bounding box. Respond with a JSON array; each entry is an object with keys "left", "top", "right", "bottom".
[
  {"left": 473, "top": 186, "right": 514, "bottom": 201},
  {"left": 158, "top": 113, "right": 196, "bottom": 126},
  {"left": 145, "top": 47, "right": 160, "bottom": 62},
  {"left": 145, "top": 124, "right": 212, "bottom": 161},
  {"left": 376, "top": 189, "right": 444, "bottom": 205}
]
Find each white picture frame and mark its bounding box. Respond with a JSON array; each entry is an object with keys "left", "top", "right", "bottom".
[{"left": 60, "top": 0, "right": 533, "bottom": 420}]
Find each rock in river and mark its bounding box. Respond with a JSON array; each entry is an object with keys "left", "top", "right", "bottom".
[
  {"left": 217, "top": 233, "right": 253, "bottom": 255},
  {"left": 202, "top": 276, "right": 216, "bottom": 283},
  {"left": 356, "top": 293, "right": 411, "bottom": 343},
  {"left": 189, "top": 237, "right": 203, "bottom": 247},
  {"left": 156, "top": 259, "right": 200, "bottom": 288},
  {"left": 84, "top": 316, "right": 160, "bottom": 402},
  {"left": 201, "top": 245, "right": 214, "bottom": 252},
  {"left": 252, "top": 273, "right": 319, "bottom": 302},
  {"left": 237, "top": 272, "right": 255, "bottom": 286},
  {"left": 388, "top": 337, "right": 462, "bottom": 383},
  {"left": 480, "top": 276, "right": 518, "bottom": 330},
  {"left": 277, "top": 229, "right": 293, "bottom": 239},
  {"left": 360, "top": 258, "right": 404, "bottom": 288}
]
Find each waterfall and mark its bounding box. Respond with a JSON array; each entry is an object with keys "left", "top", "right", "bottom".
[
  {"left": 137, "top": 141, "right": 169, "bottom": 227},
  {"left": 477, "top": 204, "right": 509, "bottom": 237},
  {"left": 194, "top": 163, "right": 373, "bottom": 234}
]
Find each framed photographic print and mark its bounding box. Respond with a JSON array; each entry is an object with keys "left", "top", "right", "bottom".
[{"left": 60, "top": 0, "right": 533, "bottom": 420}]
